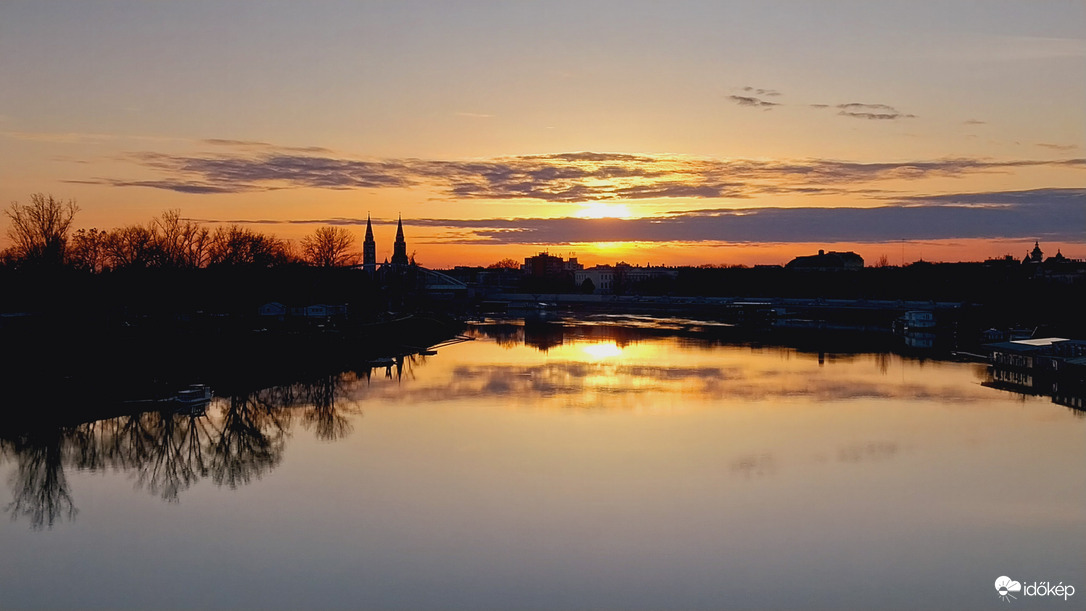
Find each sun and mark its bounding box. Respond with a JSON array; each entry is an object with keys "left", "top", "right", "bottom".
[{"left": 574, "top": 203, "right": 633, "bottom": 219}]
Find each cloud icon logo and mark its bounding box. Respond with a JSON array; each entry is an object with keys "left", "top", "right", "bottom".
[{"left": 995, "top": 576, "right": 1022, "bottom": 601}]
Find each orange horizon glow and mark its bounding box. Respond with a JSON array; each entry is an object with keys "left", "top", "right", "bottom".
[
  {"left": 1, "top": 203, "right": 1078, "bottom": 269},
  {"left": 324, "top": 228, "right": 1086, "bottom": 269}
]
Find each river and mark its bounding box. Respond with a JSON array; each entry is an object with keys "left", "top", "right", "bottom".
[{"left": 1, "top": 317, "right": 1082, "bottom": 610}]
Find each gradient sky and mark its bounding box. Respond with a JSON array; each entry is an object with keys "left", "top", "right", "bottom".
[{"left": 1, "top": 1, "right": 1083, "bottom": 267}]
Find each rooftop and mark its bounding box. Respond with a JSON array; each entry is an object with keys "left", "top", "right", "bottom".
[{"left": 1010, "top": 337, "right": 1069, "bottom": 346}]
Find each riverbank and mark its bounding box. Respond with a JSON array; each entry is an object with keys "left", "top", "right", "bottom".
[{"left": 0, "top": 312, "right": 465, "bottom": 423}]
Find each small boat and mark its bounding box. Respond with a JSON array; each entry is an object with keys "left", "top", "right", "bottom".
[
  {"left": 172, "top": 384, "right": 212, "bottom": 404},
  {"left": 169, "top": 384, "right": 212, "bottom": 415},
  {"left": 509, "top": 301, "right": 557, "bottom": 312},
  {"left": 510, "top": 301, "right": 559, "bottom": 321}
]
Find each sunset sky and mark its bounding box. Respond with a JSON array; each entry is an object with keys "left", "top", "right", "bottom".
[{"left": 1, "top": 1, "right": 1083, "bottom": 267}]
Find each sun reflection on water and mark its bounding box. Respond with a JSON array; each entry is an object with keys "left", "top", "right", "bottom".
[{"left": 581, "top": 341, "right": 623, "bottom": 360}]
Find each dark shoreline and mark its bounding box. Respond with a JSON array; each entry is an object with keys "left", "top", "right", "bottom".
[{"left": 0, "top": 313, "right": 465, "bottom": 424}]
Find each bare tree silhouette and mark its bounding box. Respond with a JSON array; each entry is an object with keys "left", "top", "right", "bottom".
[
  {"left": 153, "top": 209, "right": 210, "bottom": 269},
  {"left": 3, "top": 193, "right": 79, "bottom": 268},
  {"left": 103, "top": 224, "right": 159, "bottom": 269},
  {"left": 67, "top": 228, "right": 108, "bottom": 272},
  {"left": 301, "top": 226, "right": 357, "bottom": 267},
  {"left": 207, "top": 225, "right": 294, "bottom": 267}
]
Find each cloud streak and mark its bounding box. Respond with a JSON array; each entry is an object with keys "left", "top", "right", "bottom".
[
  {"left": 835, "top": 103, "right": 916, "bottom": 120},
  {"left": 742, "top": 86, "right": 781, "bottom": 97},
  {"left": 1037, "top": 142, "right": 1078, "bottom": 152},
  {"left": 74, "top": 148, "right": 1086, "bottom": 204},
  {"left": 200, "top": 139, "right": 334, "bottom": 154},
  {"left": 727, "top": 95, "right": 780, "bottom": 109}
]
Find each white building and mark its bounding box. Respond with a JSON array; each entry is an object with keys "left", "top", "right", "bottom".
[{"left": 575, "top": 263, "right": 678, "bottom": 294}]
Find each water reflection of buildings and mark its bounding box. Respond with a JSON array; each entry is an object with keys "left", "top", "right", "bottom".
[
  {"left": 985, "top": 337, "right": 1086, "bottom": 413},
  {"left": 471, "top": 319, "right": 646, "bottom": 353},
  {"left": 0, "top": 375, "right": 357, "bottom": 529},
  {"left": 524, "top": 321, "right": 565, "bottom": 352}
]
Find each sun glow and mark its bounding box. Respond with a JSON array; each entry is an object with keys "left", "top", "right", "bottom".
[
  {"left": 574, "top": 203, "right": 633, "bottom": 219},
  {"left": 587, "top": 241, "right": 627, "bottom": 250}
]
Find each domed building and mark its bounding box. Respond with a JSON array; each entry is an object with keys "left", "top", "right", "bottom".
[{"left": 1023, "top": 241, "right": 1044, "bottom": 265}]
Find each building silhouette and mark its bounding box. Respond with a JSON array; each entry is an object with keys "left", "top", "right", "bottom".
[
  {"left": 521, "top": 251, "right": 583, "bottom": 291},
  {"left": 360, "top": 214, "right": 410, "bottom": 272},
  {"left": 786, "top": 249, "right": 864, "bottom": 271},
  {"left": 575, "top": 263, "right": 677, "bottom": 295},
  {"left": 1023, "top": 241, "right": 1044, "bottom": 265},
  {"left": 1046, "top": 250, "right": 1068, "bottom": 264},
  {"left": 391, "top": 215, "right": 410, "bottom": 266},
  {"left": 355, "top": 215, "right": 467, "bottom": 300},
  {"left": 522, "top": 252, "right": 582, "bottom": 278},
  {"left": 362, "top": 215, "right": 377, "bottom": 274}
]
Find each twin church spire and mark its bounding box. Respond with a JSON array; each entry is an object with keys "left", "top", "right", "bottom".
[
  {"left": 392, "top": 215, "right": 409, "bottom": 265},
  {"left": 362, "top": 214, "right": 409, "bottom": 271}
]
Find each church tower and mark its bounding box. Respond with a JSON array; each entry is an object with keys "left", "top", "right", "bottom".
[
  {"left": 363, "top": 214, "right": 376, "bottom": 274},
  {"left": 391, "top": 214, "right": 410, "bottom": 265}
]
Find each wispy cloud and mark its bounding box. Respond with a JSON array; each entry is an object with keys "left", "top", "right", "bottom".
[
  {"left": 729, "top": 86, "right": 918, "bottom": 120},
  {"left": 1036, "top": 142, "right": 1078, "bottom": 152},
  {"left": 75, "top": 147, "right": 1086, "bottom": 202},
  {"left": 201, "top": 138, "right": 275, "bottom": 148},
  {"left": 200, "top": 139, "right": 334, "bottom": 154},
  {"left": 835, "top": 103, "right": 915, "bottom": 120},
  {"left": 741, "top": 86, "right": 781, "bottom": 97},
  {"left": 962, "top": 119, "right": 987, "bottom": 125},
  {"left": 64, "top": 178, "right": 246, "bottom": 194},
  {"left": 727, "top": 95, "right": 780, "bottom": 109}
]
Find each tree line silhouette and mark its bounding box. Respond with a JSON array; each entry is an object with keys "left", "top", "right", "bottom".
[
  {"left": 2, "top": 193, "right": 357, "bottom": 272},
  {"left": 0, "top": 193, "right": 450, "bottom": 333}
]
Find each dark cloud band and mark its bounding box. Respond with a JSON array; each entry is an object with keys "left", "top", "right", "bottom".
[{"left": 194, "top": 188, "right": 1085, "bottom": 246}]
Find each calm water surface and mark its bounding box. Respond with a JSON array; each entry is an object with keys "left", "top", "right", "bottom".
[{"left": 2, "top": 319, "right": 1083, "bottom": 610}]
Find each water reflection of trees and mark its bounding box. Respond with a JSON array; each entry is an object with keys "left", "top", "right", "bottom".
[
  {"left": 2, "top": 427, "right": 76, "bottom": 530},
  {"left": 0, "top": 374, "right": 359, "bottom": 529},
  {"left": 112, "top": 411, "right": 215, "bottom": 501},
  {"left": 300, "top": 375, "right": 352, "bottom": 441},
  {"left": 211, "top": 391, "right": 291, "bottom": 489}
]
